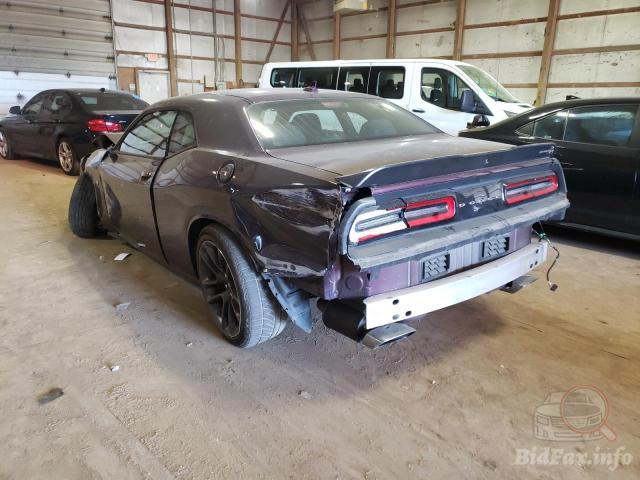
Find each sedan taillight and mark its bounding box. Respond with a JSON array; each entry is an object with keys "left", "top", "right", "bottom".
[
  {"left": 87, "top": 118, "right": 123, "bottom": 133},
  {"left": 349, "top": 195, "right": 456, "bottom": 245},
  {"left": 504, "top": 174, "right": 558, "bottom": 205}
]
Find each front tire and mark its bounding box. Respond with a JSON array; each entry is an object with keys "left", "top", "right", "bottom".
[
  {"left": 57, "top": 137, "right": 80, "bottom": 175},
  {"left": 0, "top": 129, "right": 16, "bottom": 160},
  {"left": 68, "top": 173, "right": 99, "bottom": 238},
  {"left": 196, "top": 226, "right": 286, "bottom": 348}
]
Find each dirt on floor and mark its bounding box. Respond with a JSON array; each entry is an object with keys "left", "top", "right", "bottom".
[{"left": 0, "top": 157, "right": 639, "bottom": 480}]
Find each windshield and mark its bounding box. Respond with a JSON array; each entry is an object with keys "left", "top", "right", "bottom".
[
  {"left": 247, "top": 98, "right": 439, "bottom": 149},
  {"left": 458, "top": 65, "right": 519, "bottom": 103},
  {"left": 76, "top": 92, "right": 148, "bottom": 111}
]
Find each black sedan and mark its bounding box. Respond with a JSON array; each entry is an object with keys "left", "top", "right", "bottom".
[
  {"left": 0, "top": 89, "right": 148, "bottom": 175},
  {"left": 460, "top": 97, "right": 640, "bottom": 239},
  {"left": 68, "top": 89, "right": 567, "bottom": 349}
]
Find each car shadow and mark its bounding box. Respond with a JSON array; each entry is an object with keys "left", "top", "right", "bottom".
[
  {"left": 544, "top": 224, "right": 640, "bottom": 260},
  {"left": 64, "top": 232, "right": 507, "bottom": 402}
]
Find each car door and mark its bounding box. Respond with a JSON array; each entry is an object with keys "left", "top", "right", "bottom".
[
  {"left": 40, "top": 92, "right": 74, "bottom": 159},
  {"left": 99, "top": 110, "right": 178, "bottom": 262},
  {"left": 10, "top": 92, "right": 50, "bottom": 156},
  {"left": 412, "top": 66, "right": 488, "bottom": 135},
  {"left": 554, "top": 104, "right": 639, "bottom": 234}
]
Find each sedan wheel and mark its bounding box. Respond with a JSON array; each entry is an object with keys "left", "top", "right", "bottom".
[
  {"left": 0, "top": 130, "right": 15, "bottom": 159},
  {"left": 57, "top": 139, "right": 79, "bottom": 175},
  {"left": 196, "top": 226, "right": 286, "bottom": 348}
]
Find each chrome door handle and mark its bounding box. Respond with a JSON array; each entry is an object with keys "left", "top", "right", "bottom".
[{"left": 140, "top": 170, "right": 153, "bottom": 181}]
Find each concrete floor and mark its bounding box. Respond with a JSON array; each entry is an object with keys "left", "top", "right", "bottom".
[{"left": 0, "top": 157, "right": 639, "bottom": 480}]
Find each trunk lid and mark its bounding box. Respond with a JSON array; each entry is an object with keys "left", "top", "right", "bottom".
[{"left": 267, "top": 133, "right": 555, "bottom": 188}]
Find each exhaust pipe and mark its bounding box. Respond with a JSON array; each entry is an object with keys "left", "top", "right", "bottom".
[{"left": 317, "top": 299, "right": 416, "bottom": 349}]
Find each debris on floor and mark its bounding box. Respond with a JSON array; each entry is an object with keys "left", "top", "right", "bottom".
[
  {"left": 113, "top": 252, "right": 131, "bottom": 262},
  {"left": 110, "top": 365, "right": 120, "bottom": 372},
  {"left": 299, "top": 390, "right": 313, "bottom": 400},
  {"left": 37, "top": 387, "right": 64, "bottom": 405},
  {"left": 115, "top": 302, "right": 131, "bottom": 311}
]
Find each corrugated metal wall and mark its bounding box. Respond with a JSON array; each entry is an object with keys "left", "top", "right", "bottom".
[{"left": 0, "top": 0, "right": 117, "bottom": 114}]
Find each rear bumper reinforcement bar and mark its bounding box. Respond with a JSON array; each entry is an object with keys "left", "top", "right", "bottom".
[{"left": 363, "top": 241, "right": 548, "bottom": 329}]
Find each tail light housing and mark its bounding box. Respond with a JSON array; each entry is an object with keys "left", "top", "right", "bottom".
[
  {"left": 349, "top": 195, "right": 456, "bottom": 245},
  {"left": 504, "top": 174, "right": 558, "bottom": 205},
  {"left": 87, "top": 118, "right": 123, "bottom": 133}
]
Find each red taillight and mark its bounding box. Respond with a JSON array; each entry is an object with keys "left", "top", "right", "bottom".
[
  {"left": 504, "top": 174, "right": 558, "bottom": 205},
  {"left": 404, "top": 196, "right": 456, "bottom": 228},
  {"left": 87, "top": 118, "right": 123, "bottom": 133},
  {"left": 349, "top": 195, "right": 456, "bottom": 244}
]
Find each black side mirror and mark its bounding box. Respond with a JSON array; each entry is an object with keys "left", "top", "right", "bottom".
[
  {"left": 467, "top": 114, "right": 490, "bottom": 129},
  {"left": 9, "top": 106, "right": 21, "bottom": 115}
]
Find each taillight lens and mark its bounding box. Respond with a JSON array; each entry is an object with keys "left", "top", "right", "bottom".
[
  {"left": 504, "top": 174, "right": 558, "bottom": 205},
  {"left": 349, "top": 195, "right": 456, "bottom": 244},
  {"left": 87, "top": 118, "right": 123, "bottom": 133}
]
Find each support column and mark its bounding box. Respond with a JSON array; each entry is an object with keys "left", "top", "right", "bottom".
[{"left": 536, "top": 0, "right": 560, "bottom": 105}]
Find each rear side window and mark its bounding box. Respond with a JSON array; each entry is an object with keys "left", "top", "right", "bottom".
[
  {"left": 374, "top": 67, "right": 405, "bottom": 99},
  {"left": 168, "top": 112, "right": 197, "bottom": 154},
  {"left": 298, "top": 68, "right": 338, "bottom": 89},
  {"left": 77, "top": 92, "right": 148, "bottom": 111},
  {"left": 270, "top": 68, "right": 296, "bottom": 88},
  {"left": 45, "top": 93, "right": 72, "bottom": 116},
  {"left": 564, "top": 105, "right": 637, "bottom": 147},
  {"left": 338, "top": 66, "right": 370, "bottom": 93},
  {"left": 120, "top": 110, "right": 177, "bottom": 157},
  {"left": 532, "top": 111, "right": 567, "bottom": 140}
]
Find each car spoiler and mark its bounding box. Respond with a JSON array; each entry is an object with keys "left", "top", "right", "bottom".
[{"left": 336, "top": 143, "right": 556, "bottom": 189}]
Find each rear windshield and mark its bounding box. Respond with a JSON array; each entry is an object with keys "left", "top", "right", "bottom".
[
  {"left": 76, "top": 92, "right": 148, "bottom": 111},
  {"left": 247, "top": 97, "right": 439, "bottom": 149}
]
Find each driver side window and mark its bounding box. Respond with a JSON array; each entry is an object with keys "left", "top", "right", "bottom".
[
  {"left": 120, "top": 110, "right": 177, "bottom": 158},
  {"left": 421, "top": 68, "right": 473, "bottom": 112},
  {"left": 22, "top": 94, "right": 47, "bottom": 116}
]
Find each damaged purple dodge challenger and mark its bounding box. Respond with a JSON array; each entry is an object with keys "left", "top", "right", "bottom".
[{"left": 68, "top": 89, "right": 569, "bottom": 348}]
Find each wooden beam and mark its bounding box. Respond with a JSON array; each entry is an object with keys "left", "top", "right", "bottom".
[
  {"left": 452, "top": 0, "right": 466, "bottom": 60},
  {"left": 265, "top": 2, "right": 290, "bottom": 64},
  {"left": 295, "top": 1, "right": 316, "bottom": 60},
  {"left": 386, "top": 0, "right": 397, "bottom": 58},
  {"left": 536, "top": 0, "right": 560, "bottom": 106},
  {"left": 291, "top": 0, "right": 299, "bottom": 60},
  {"left": 333, "top": 12, "right": 341, "bottom": 59},
  {"left": 163, "top": 0, "right": 177, "bottom": 96},
  {"left": 234, "top": 0, "right": 242, "bottom": 87}
]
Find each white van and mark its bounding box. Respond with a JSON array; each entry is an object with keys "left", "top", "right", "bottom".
[{"left": 257, "top": 59, "right": 533, "bottom": 135}]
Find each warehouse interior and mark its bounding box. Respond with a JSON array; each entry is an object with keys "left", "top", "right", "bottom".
[{"left": 1, "top": 1, "right": 639, "bottom": 479}]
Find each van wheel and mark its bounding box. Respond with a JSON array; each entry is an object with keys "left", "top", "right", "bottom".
[
  {"left": 68, "top": 173, "right": 99, "bottom": 238},
  {"left": 58, "top": 137, "right": 80, "bottom": 175},
  {"left": 197, "top": 225, "right": 286, "bottom": 348},
  {"left": 0, "top": 129, "right": 16, "bottom": 160}
]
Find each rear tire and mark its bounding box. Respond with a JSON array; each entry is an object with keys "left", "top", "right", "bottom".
[
  {"left": 68, "top": 173, "right": 99, "bottom": 238},
  {"left": 0, "top": 129, "right": 16, "bottom": 160},
  {"left": 57, "top": 137, "right": 80, "bottom": 176},
  {"left": 196, "top": 225, "right": 286, "bottom": 348}
]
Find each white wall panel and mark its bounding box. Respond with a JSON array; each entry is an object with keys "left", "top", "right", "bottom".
[
  {"left": 396, "top": 2, "right": 456, "bottom": 32},
  {"left": 465, "top": 0, "right": 549, "bottom": 24},
  {"left": 555, "top": 13, "right": 640, "bottom": 50},
  {"left": 549, "top": 50, "right": 640, "bottom": 83},
  {"left": 559, "top": 0, "right": 640, "bottom": 15},
  {"left": 395, "top": 31, "right": 454, "bottom": 58},
  {"left": 463, "top": 23, "right": 546, "bottom": 55}
]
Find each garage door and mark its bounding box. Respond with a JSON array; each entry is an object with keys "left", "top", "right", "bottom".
[{"left": 0, "top": 0, "right": 117, "bottom": 114}]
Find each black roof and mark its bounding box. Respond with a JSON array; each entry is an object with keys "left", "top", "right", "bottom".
[{"left": 533, "top": 96, "right": 640, "bottom": 114}]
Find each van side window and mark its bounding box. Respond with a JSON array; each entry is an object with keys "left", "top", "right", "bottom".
[
  {"left": 297, "top": 68, "right": 338, "bottom": 89},
  {"left": 421, "top": 68, "right": 474, "bottom": 111},
  {"left": 374, "top": 67, "right": 405, "bottom": 99},
  {"left": 271, "top": 68, "right": 296, "bottom": 88},
  {"left": 338, "top": 67, "right": 370, "bottom": 93}
]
